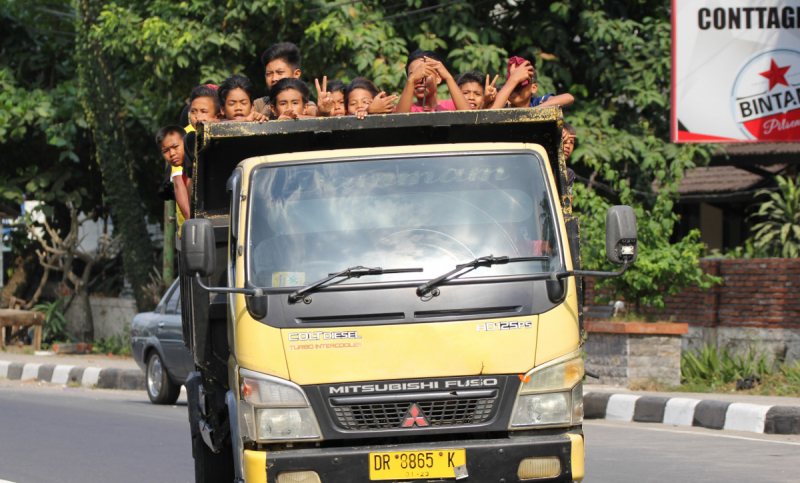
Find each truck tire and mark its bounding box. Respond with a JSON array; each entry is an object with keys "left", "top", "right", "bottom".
[
  {"left": 146, "top": 352, "right": 181, "bottom": 405},
  {"left": 192, "top": 429, "right": 235, "bottom": 483},
  {"left": 186, "top": 372, "right": 235, "bottom": 483}
]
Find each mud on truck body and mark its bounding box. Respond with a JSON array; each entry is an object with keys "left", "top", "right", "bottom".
[{"left": 177, "top": 108, "right": 638, "bottom": 483}]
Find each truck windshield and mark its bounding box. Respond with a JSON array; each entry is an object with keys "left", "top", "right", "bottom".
[{"left": 247, "top": 152, "right": 561, "bottom": 288}]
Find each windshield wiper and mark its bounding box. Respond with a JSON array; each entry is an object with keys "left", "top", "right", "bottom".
[
  {"left": 288, "top": 266, "right": 423, "bottom": 303},
  {"left": 416, "top": 255, "right": 549, "bottom": 297}
]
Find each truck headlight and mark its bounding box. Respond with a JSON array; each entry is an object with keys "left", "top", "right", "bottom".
[
  {"left": 509, "top": 350, "right": 584, "bottom": 429},
  {"left": 512, "top": 392, "right": 570, "bottom": 427},
  {"left": 239, "top": 368, "right": 322, "bottom": 442},
  {"left": 256, "top": 408, "right": 320, "bottom": 440}
]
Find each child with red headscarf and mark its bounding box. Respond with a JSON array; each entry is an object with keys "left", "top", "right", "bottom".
[{"left": 492, "top": 56, "right": 574, "bottom": 109}]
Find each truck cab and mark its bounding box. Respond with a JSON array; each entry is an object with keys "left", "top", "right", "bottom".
[{"left": 179, "top": 108, "right": 637, "bottom": 483}]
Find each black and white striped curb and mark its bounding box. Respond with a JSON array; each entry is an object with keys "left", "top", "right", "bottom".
[
  {"left": 0, "top": 360, "right": 144, "bottom": 391},
  {"left": 585, "top": 392, "right": 800, "bottom": 435}
]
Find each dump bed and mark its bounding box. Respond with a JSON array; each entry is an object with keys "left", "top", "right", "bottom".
[{"left": 192, "top": 108, "right": 569, "bottom": 219}]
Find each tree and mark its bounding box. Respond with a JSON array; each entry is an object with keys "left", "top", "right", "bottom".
[
  {"left": 4, "top": 0, "right": 720, "bottom": 312},
  {"left": 751, "top": 175, "right": 800, "bottom": 258},
  {"left": 27, "top": 204, "right": 121, "bottom": 341},
  {"left": 74, "top": 0, "right": 157, "bottom": 311}
]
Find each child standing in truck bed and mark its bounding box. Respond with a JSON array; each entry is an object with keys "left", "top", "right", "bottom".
[
  {"left": 217, "top": 74, "right": 267, "bottom": 122},
  {"left": 491, "top": 56, "right": 574, "bottom": 109},
  {"left": 156, "top": 125, "right": 190, "bottom": 230},
  {"left": 395, "top": 49, "right": 471, "bottom": 113},
  {"left": 255, "top": 42, "right": 318, "bottom": 117}
]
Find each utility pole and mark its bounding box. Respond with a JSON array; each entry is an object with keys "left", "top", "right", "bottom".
[{"left": 163, "top": 200, "right": 175, "bottom": 286}]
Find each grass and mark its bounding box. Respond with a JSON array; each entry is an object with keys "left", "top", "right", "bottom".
[
  {"left": 66, "top": 380, "right": 82, "bottom": 388},
  {"left": 630, "top": 373, "right": 800, "bottom": 397}
]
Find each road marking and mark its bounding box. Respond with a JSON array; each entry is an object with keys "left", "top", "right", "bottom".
[
  {"left": 724, "top": 403, "right": 771, "bottom": 433},
  {"left": 605, "top": 394, "right": 640, "bottom": 422},
  {"left": 0, "top": 479, "right": 21, "bottom": 483},
  {"left": 663, "top": 397, "right": 701, "bottom": 427},
  {"left": 585, "top": 420, "right": 800, "bottom": 446}
]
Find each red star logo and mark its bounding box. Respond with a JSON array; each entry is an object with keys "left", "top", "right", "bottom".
[{"left": 759, "top": 59, "right": 790, "bottom": 91}]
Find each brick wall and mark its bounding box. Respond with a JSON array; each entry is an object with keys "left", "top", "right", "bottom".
[{"left": 584, "top": 258, "right": 800, "bottom": 329}]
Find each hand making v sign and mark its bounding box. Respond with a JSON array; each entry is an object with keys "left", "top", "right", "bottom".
[
  {"left": 484, "top": 74, "right": 499, "bottom": 108},
  {"left": 314, "top": 76, "right": 333, "bottom": 117}
]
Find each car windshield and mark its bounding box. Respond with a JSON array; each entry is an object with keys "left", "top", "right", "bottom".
[{"left": 247, "top": 152, "right": 561, "bottom": 288}]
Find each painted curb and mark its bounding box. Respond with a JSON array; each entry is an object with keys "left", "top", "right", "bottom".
[
  {"left": 584, "top": 391, "right": 800, "bottom": 435},
  {"left": 0, "top": 360, "right": 145, "bottom": 391}
]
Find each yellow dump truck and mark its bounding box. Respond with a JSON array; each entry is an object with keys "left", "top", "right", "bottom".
[{"left": 178, "top": 108, "right": 638, "bottom": 483}]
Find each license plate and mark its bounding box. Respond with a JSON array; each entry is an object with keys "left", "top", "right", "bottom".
[{"left": 369, "top": 449, "right": 466, "bottom": 480}]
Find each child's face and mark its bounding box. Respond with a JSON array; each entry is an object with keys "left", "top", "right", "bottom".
[
  {"left": 270, "top": 89, "right": 307, "bottom": 117},
  {"left": 265, "top": 59, "right": 302, "bottom": 89},
  {"left": 347, "top": 88, "right": 374, "bottom": 114},
  {"left": 222, "top": 87, "right": 252, "bottom": 121},
  {"left": 563, "top": 135, "right": 576, "bottom": 159},
  {"left": 508, "top": 82, "right": 536, "bottom": 108},
  {"left": 408, "top": 58, "right": 441, "bottom": 100},
  {"left": 460, "top": 81, "right": 485, "bottom": 110},
  {"left": 190, "top": 97, "right": 221, "bottom": 128},
  {"left": 331, "top": 91, "right": 346, "bottom": 116},
  {"left": 160, "top": 132, "right": 185, "bottom": 168}
]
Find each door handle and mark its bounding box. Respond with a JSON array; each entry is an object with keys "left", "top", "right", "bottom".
[{"left": 157, "top": 322, "right": 166, "bottom": 329}]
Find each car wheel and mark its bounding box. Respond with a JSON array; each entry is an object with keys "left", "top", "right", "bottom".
[{"left": 146, "top": 351, "right": 181, "bottom": 405}]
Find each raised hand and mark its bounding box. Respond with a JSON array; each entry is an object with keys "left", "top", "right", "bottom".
[
  {"left": 484, "top": 74, "right": 499, "bottom": 106},
  {"left": 408, "top": 61, "right": 438, "bottom": 85},
  {"left": 367, "top": 92, "right": 399, "bottom": 114},
  {"left": 508, "top": 61, "right": 535, "bottom": 86},
  {"left": 315, "top": 77, "right": 333, "bottom": 116},
  {"left": 426, "top": 58, "right": 452, "bottom": 81}
]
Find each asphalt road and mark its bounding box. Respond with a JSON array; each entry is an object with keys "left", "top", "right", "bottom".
[{"left": 1, "top": 379, "right": 799, "bottom": 483}]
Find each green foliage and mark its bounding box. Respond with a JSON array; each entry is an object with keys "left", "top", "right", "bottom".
[
  {"left": 779, "top": 361, "right": 800, "bottom": 385},
  {"left": 4, "top": 0, "right": 725, "bottom": 306},
  {"left": 576, "top": 184, "right": 720, "bottom": 310},
  {"left": 76, "top": 0, "right": 158, "bottom": 312},
  {"left": 706, "top": 239, "right": 771, "bottom": 259},
  {"left": 92, "top": 327, "right": 131, "bottom": 356},
  {"left": 0, "top": 1, "right": 99, "bottom": 223},
  {"left": 750, "top": 175, "right": 800, "bottom": 258},
  {"left": 32, "top": 297, "right": 74, "bottom": 343},
  {"left": 681, "top": 344, "right": 775, "bottom": 386}
]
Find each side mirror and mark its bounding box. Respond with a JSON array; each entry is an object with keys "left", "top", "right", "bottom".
[
  {"left": 181, "top": 219, "right": 216, "bottom": 277},
  {"left": 606, "top": 206, "right": 638, "bottom": 265}
]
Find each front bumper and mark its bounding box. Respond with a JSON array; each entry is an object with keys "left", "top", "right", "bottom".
[{"left": 244, "top": 431, "right": 584, "bottom": 483}]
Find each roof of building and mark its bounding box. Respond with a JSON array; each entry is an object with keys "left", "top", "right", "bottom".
[
  {"left": 710, "top": 142, "right": 800, "bottom": 166},
  {"left": 0, "top": 204, "right": 21, "bottom": 220},
  {"left": 676, "top": 164, "right": 786, "bottom": 201}
]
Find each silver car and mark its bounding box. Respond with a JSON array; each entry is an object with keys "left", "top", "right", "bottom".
[{"left": 130, "top": 280, "right": 194, "bottom": 404}]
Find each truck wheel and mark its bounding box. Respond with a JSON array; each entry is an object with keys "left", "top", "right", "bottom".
[
  {"left": 192, "top": 430, "right": 234, "bottom": 483},
  {"left": 146, "top": 352, "right": 181, "bottom": 405},
  {"left": 186, "top": 372, "right": 236, "bottom": 483}
]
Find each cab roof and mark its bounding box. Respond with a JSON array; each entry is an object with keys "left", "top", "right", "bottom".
[{"left": 193, "top": 108, "right": 565, "bottom": 217}]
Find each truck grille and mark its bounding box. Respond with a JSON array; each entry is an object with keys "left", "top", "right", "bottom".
[{"left": 332, "top": 398, "right": 495, "bottom": 431}]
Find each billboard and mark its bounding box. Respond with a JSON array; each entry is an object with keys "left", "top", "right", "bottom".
[{"left": 672, "top": 1, "right": 800, "bottom": 142}]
